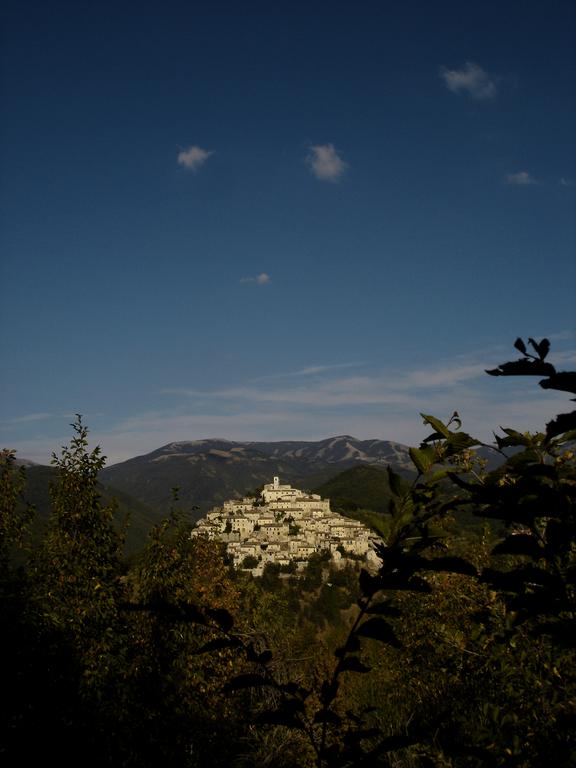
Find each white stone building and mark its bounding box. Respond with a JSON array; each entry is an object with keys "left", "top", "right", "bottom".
[{"left": 192, "top": 476, "right": 380, "bottom": 575}]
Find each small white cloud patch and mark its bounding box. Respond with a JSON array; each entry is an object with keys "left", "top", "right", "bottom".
[
  {"left": 505, "top": 171, "right": 537, "bottom": 186},
  {"left": 240, "top": 272, "right": 271, "bottom": 285},
  {"left": 440, "top": 62, "right": 497, "bottom": 100},
  {"left": 177, "top": 145, "right": 213, "bottom": 171},
  {"left": 307, "top": 143, "right": 347, "bottom": 182}
]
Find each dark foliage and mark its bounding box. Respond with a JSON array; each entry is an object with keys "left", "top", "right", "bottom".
[{"left": 2, "top": 340, "right": 575, "bottom": 767}]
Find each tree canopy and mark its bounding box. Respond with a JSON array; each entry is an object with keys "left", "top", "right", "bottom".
[{"left": 1, "top": 340, "right": 575, "bottom": 767}]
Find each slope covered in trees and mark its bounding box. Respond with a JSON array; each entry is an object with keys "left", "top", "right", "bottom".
[
  {"left": 313, "top": 464, "right": 400, "bottom": 515},
  {"left": 11, "top": 462, "right": 158, "bottom": 555},
  {"left": 1, "top": 338, "right": 575, "bottom": 767},
  {"left": 99, "top": 436, "right": 413, "bottom": 519}
]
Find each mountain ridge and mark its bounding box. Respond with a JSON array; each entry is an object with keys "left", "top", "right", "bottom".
[{"left": 99, "top": 435, "right": 414, "bottom": 520}]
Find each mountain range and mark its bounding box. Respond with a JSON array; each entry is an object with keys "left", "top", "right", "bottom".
[
  {"left": 17, "top": 434, "right": 508, "bottom": 553},
  {"left": 99, "top": 435, "right": 413, "bottom": 520}
]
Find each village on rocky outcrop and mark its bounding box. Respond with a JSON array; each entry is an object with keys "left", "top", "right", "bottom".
[{"left": 192, "top": 476, "right": 380, "bottom": 576}]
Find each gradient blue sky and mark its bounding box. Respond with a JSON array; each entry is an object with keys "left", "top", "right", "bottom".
[{"left": 1, "top": 0, "right": 575, "bottom": 464}]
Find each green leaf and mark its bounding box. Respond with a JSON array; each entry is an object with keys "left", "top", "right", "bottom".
[
  {"left": 387, "top": 466, "right": 405, "bottom": 497},
  {"left": 448, "top": 410, "right": 462, "bottom": 430},
  {"left": 359, "top": 568, "right": 383, "bottom": 598},
  {"left": 445, "top": 432, "right": 481, "bottom": 452},
  {"left": 356, "top": 617, "right": 401, "bottom": 648},
  {"left": 421, "top": 413, "right": 451, "bottom": 438},
  {"left": 496, "top": 428, "right": 532, "bottom": 448},
  {"left": 446, "top": 472, "right": 476, "bottom": 491},
  {"left": 546, "top": 410, "right": 576, "bottom": 439},
  {"left": 426, "top": 469, "right": 449, "bottom": 484},
  {"left": 320, "top": 680, "right": 339, "bottom": 705},
  {"left": 486, "top": 359, "right": 555, "bottom": 377},
  {"left": 514, "top": 337, "right": 527, "bottom": 355},
  {"left": 409, "top": 446, "right": 435, "bottom": 474},
  {"left": 422, "top": 431, "right": 448, "bottom": 444},
  {"left": 539, "top": 371, "right": 576, "bottom": 395},
  {"left": 528, "top": 337, "right": 550, "bottom": 360}
]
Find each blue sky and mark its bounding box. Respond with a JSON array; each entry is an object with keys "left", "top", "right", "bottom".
[{"left": 1, "top": 0, "right": 575, "bottom": 464}]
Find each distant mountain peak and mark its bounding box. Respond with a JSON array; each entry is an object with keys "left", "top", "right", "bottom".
[
  {"left": 162, "top": 438, "right": 236, "bottom": 449},
  {"left": 101, "top": 435, "right": 413, "bottom": 520}
]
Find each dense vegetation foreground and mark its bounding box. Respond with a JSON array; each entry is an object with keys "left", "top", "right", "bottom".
[{"left": 1, "top": 339, "right": 575, "bottom": 767}]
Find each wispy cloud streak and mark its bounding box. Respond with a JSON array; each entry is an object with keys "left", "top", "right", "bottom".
[
  {"left": 164, "top": 358, "right": 486, "bottom": 407},
  {"left": 8, "top": 343, "right": 575, "bottom": 467},
  {"left": 1, "top": 412, "right": 54, "bottom": 427},
  {"left": 253, "top": 362, "right": 366, "bottom": 381}
]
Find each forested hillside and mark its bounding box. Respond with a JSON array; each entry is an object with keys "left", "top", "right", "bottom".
[
  {"left": 2, "top": 339, "right": 575, "bottom": 767},
  {"left": 12, "top": 463, "right": 158, "bottom": 555},
  {"left": 99, "top": 436, "right": 413, "bottom": 519}
]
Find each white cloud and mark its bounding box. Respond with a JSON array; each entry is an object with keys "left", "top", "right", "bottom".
[
  {"left": 403, "top": 363, "right": 486, "bottom": 389},
  {"left": 253, "top": 362, "right": 365, "bottom": 382},
  {"left": 307, "top": 143, "right": 347, "bottom": 182},
  {"left": 286, "top": 362, "right": 363, "bottom": 377},
  {"left": 8, "top": 341, "right": 574, "bottom": 467},
  {"left": 162, "top": 357, "right": 488, "bottom": 409},
  {"left": 560, "top": 177, "right": 574, "bottom": 187},
  {"left": 440, "top": 62, "right": 497, "bottom": 100},
  {"left": 177, "top": 145, "right": 213, "bottom": 171},
  {"left": 10, "top": 382, "right": 568, "bottom": 468},
  {"left": 8, "top": 412, "right": 53, "bottom": 425},
  {"left": 160, "top": 345, "right": 574, "bottom": 444},
  {"left": 163, "top": 379, "right": 418, "bottom": 408},
  {"left": 504, "top": 171, "right": 537, "bottom": 186},
  {"left": 240, "top": 273, "right": 271, "bottom": 285}
]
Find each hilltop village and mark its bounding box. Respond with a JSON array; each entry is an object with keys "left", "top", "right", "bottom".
[{"left": 192, "top": 477, "right": 379, "bottom": 576}]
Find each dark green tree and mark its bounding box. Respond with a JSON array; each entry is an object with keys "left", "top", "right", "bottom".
[
  {"left": 0, "top": 449, "right": 33, "bottom": 575},
  {"left": 3, "top": 417, "right": 128, "bottom": 766}
]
